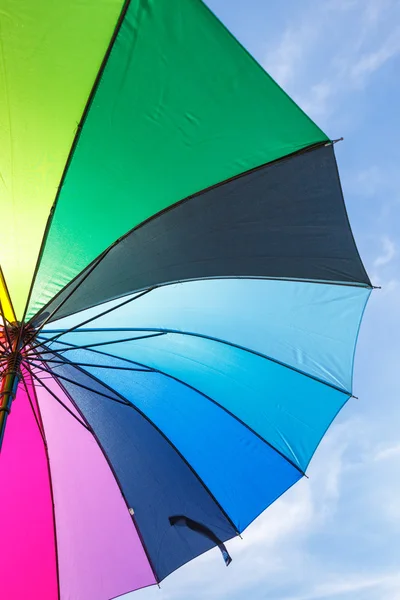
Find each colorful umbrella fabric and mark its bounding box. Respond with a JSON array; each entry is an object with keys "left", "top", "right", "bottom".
[{"left": 0, "top": 1, "right": 372, "bottom": 599}]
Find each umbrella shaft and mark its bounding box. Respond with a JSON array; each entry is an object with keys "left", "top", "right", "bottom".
[{"left": 0, "top": 350, "right": 22, "bottom": 451}]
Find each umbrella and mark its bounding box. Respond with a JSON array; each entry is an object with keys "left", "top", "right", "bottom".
[{"left": 0, "top": 1, "right": 372, "bottom": 599}]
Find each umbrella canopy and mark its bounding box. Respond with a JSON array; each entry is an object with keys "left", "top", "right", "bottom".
[{"left": 0, "top": 1, "right": 372, "bottom": 599}]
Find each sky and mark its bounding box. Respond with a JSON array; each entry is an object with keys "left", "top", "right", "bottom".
[{"left": 127, "top": 1, "right": 400, "bottom": 599}]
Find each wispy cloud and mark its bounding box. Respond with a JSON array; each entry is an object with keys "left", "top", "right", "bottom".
[
  {"left": 263, "top": 0, "right": 400, "bottom": 124},
  {"left": 264, "top": 23, "right": 318, "bottom": 89},
  {"left": 369, "top": 236, "right": 398, "bottom": 290},
  {"left": 281, "top": 572, "right": 400, "bottom": 600},
  {"left": 374, "top": 443, "right": 400, "bottom": 461},
  {"left": 349, "top": 27, "right": 400, "bottom": 88},
  {"left": 373, "top": 236, "right": 396, "bottom": 268}
]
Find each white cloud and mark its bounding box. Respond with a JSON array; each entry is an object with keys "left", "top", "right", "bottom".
[
  {"left": 263, "top": 0, "right": 400, "bottom": 124},
  {"left": 263, "top": 23, "right": 317, "bottom": 89},
  {"left": 349, "top": 28, "right": 400, "bottom": 88},
  {"left": 365, "top": 235, "right": 398, "bottom": 290},
  {"left": 373, "top": 236, "right": 396, "bottom": 268},
  {"left": 301, "top": 81, "right": 336, "bottom": 121},
  {"left": 374, "top": 442, "right": 400, "bottom": 461},
  {"left": 281, "top": 572, "right": 400, "bottom": 600},
  {"left": 363, "top": 0, "right": 397, "bottom": 25}
]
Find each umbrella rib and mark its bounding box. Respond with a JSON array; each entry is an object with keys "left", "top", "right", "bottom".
[
  {"left": 24, "top": 251, "right": 113, "bottom": 347},
  {"left": 44, "top": 364, "right": 161, "bottom": 585},
  {"left": 23, "top": 366, "right": 62, "bottom": 600},
  {"left": 26, "top": 272, "right": 372, "bottom": 354},
  {"left": 27, "top": 351, "right": 162, "bottom": 585},
  {"left": 32, "top": 352, "right": 242, "bottom": 536},
  {"left": 29, "top": 332, "right": 167, "bottom": 356},
  {"left": 30, "top": 340, "right": 307, "bottom": 478},
  {"left": 0, "top": 341, "right": 9, "bottom": 355},
  {"left": 29, "top": 338, "right": 150, "bottom": 369},
  {"left": 20, "top": 370, "right": 46, "bottom": 443},
  {"left": 0, "top": 363, "right": 9, "bottom": 376},
  {"left": 28, "top": 357, "right": 154, "bottom": 373},
  {"left": 24, "top": 359, "right": 132, "bottom": 408},
  {"left": 27, "top": 287, "right": 157, "bottom": 353},
  {"left": 31, "top": 273, "right": 372, "bottom": 340},
  {"left": 36, "top": 326, "right": 350, "bottom": 396},
  {"left": 24, "top": 362, "right": 92, "bottom": 431}
]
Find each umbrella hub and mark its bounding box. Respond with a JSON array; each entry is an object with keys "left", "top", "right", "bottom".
[
  {"left": 6, "top": 321, "right": 36, "bottom": 345},
  {"left": 0, "top": 322, "right": 36, "bottom": 449}
]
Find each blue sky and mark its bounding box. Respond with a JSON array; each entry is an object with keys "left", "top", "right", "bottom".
[{"left": 128, "top": 1, "right": 400, "bottom": 598}]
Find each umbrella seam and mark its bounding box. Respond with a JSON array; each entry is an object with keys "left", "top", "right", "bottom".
[
  {"left": 42, "top": 348, "right": 243, "bottom": 536},
  {"left": 26, "top": 369, "right": 62, "bottom": 600},
  {"left": 27, "top": 139, "right": 357, "bottom": 324},
  {"left": 36, "top": 340, "right": 307, "bottom": 478},
  {"left": 22, "top": 0, "right": 133, "bottom": 324},
  {"left": 36, "top": 327, "right": 352, "bottom": 396},
  {"left": 49, "top": 371, "right": 161, "bottom": 585}
]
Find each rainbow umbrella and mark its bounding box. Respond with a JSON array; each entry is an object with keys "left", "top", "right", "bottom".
[{"left": 0, "top": 1, "right": 371, "bottom": 599}]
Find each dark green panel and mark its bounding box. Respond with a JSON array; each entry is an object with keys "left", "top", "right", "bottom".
[{"left": 27, "top": 0, "right": 328, "bottom": 319}]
